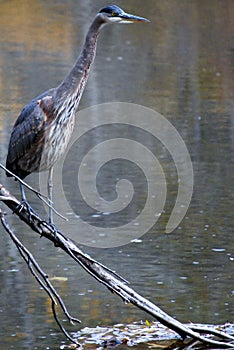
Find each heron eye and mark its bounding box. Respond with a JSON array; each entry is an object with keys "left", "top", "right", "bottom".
[{"left": 111, "top": 12, "right": 117, "bottom": 16}]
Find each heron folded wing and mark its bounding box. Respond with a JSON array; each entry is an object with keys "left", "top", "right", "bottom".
[{"left": 6, "top": 100, "right": 47, "bottom": 178}]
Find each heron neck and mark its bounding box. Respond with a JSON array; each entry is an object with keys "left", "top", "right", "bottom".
[{"left": 55, "top": 16, "right": 104, "bottom": 116}]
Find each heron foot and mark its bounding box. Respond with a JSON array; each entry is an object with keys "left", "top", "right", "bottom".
[
  {"left": 38, "top": 221, "right": 59, "bottom": 245},
  {"left": 47, "top": 222, "right": 60, "bottom": 243},
  {"left": 15, "top": 199, "right": 36, "bottom": 223},
  {"left": 49, "top": 223, "right": 57, "bottom": 233},
  {"left": 49, "top": 223, "right": 60, "bottom": 246}
]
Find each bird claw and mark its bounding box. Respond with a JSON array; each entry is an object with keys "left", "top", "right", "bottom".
[
  {"left": 14, "top": 200, "right": 36, "bottom": 223},
  {"left": 39, "top": 220, "right": 60, "bottom": 243},
  {"left": 49, "top": 223, "right": 58, "bottom": 234},
  {"left": 49, "top": 224, "right": 61, "bottom": 246}
]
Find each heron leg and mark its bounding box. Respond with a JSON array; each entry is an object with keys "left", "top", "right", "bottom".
[
  {"left": 47, "top": 167, "right": 54, "bottom": 225},
  {"left": 16, "top": 183, "right": 36, "bottom": 222},
  {"left": 47, "top": 167, "right": 59, "bottom": 238},
  {"left": 20, "top": 182, "right": 27, "bottom": 202}
]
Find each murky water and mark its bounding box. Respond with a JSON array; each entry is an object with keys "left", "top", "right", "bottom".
[{"left": 0, "top": 0, "right": 233, "bottom": 349}]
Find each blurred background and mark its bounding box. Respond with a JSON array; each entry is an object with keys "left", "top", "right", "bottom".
[{"left": 0, "top": 0, "right": 233, "bottom": 349}]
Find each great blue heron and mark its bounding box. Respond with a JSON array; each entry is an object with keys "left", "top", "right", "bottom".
[{"left": 6, "top": 5, "right": 149, "bottom": 225}]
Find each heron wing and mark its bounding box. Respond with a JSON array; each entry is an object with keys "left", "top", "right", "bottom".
[{"left": 6, "top": 90, "right": 54, "bottom": 178}]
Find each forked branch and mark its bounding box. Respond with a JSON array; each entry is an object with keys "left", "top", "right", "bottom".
[{"left": 0, "top": 183, "right": 234, "bottom": 348}]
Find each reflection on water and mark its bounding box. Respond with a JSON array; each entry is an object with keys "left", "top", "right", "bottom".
[{"left": 0, "top": 0, "right": 233, "bottom": 349}]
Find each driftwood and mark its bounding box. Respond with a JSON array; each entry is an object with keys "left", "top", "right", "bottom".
[{"left": 0, "top": 181, "right": 234, "bottom": 348}]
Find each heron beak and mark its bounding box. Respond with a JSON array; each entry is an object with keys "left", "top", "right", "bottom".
[{"left": 119, "top": 12, "right": 150, "bottom": 24}]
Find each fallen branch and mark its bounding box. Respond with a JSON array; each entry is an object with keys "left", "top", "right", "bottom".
[{"left": 0, "top": 183, "right": 234, "bottom": 348}]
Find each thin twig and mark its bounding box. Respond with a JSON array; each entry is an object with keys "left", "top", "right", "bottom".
[
  {"left": 0, "top": 210, "right": 80, "bottom": 346},
  {"left": 0, "top": 163, "right": 67, "bottom": 221},
  {"left": 0, "top": 163, "right": 47, "bottom": 198},
  {"left": 189, "top": 325, "right": 234, "bottom": 341}
]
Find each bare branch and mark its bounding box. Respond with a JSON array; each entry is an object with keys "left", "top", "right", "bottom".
[
  {"left": 0, "top": 182, "right": 233, "bottom": 348},
  {"left": 0, "top": 210, "right": 80, "bottom": 346}
]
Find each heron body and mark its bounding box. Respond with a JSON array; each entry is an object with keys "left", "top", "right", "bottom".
[{"left": 6, "top": 5, "right": 149, "bottom": 223}]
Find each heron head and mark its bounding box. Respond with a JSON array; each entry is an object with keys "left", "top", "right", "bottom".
[{"left": 98, "top": 5, "right": 149, "bottom": 24}]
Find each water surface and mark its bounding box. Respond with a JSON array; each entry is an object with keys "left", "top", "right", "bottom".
[{"left": 0, "top": 0, "right": 233, "bottom": 349}]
